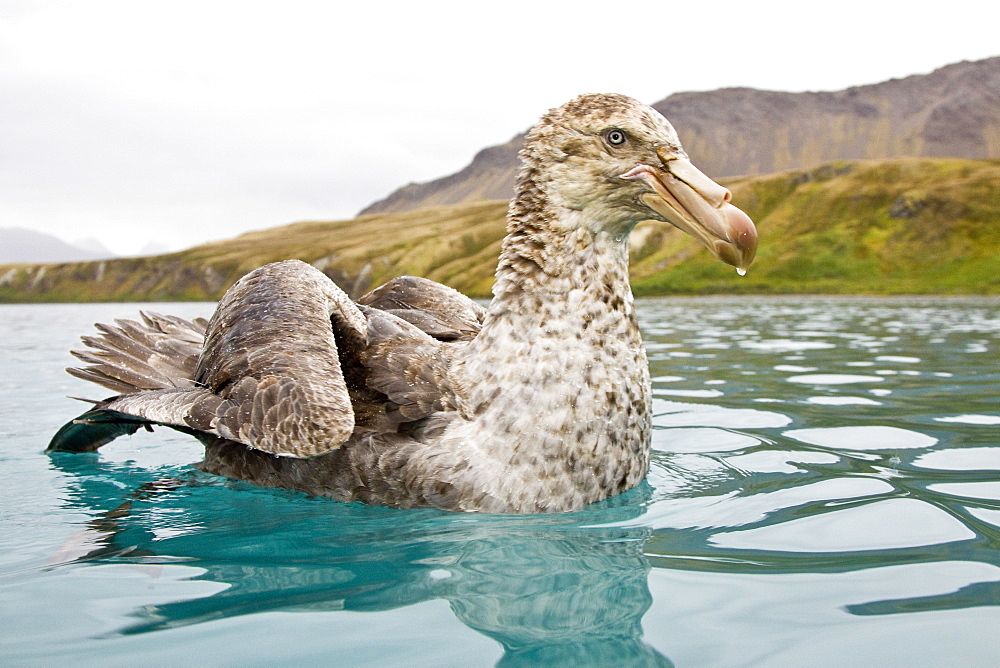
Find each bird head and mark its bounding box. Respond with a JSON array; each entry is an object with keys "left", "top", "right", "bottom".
[{"left": 519, "top": 93, "right": 757, "bottom": 272}]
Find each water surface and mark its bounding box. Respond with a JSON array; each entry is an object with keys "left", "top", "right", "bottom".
[{"left": 1, "top": 297, "right": 998, "bottom": 666}]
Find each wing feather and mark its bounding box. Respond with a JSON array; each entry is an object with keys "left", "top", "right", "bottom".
[
  {"left": 62, "top": 260, "right": 367, "bottom": 459},
  {"left": 357, "top": 275, "right": 484, "bottom": 341},
  {"left": 360, "top": 306, "right": 462, "bottom": 423},
  {"left": 58, "top": 262, "right": 478, "bottom": 459},
  {"left": 191, "top": 260, "right": 365, "bottom": 457}
]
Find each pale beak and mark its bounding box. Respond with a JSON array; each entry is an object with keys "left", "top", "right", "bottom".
[{"left": 622, "top": 149, "right": 757, "bottom": 271}]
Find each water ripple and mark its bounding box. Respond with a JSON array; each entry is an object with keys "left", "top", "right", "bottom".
[
  {"left": 709, "top": 498, "right": 976, "bottom": 552},
  {"left": 785, "top": 426, "right": 938, "bottom": 450}
]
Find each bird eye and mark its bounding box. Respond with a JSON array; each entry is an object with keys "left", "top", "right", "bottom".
[{"left": 605, "top": 129, "right": 627, "bottom": 146}]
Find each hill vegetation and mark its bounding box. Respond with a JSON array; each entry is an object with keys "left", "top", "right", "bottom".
[{"left": 2, "top": 158, "right": 998, "bottom": 302}]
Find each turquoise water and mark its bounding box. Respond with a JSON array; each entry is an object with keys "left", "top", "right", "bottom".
[{"left": 1, "top": 297, "right": 998, "bottom": 666}]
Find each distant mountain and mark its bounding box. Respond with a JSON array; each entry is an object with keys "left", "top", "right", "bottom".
[
  {"left": 135, "top": 241, "right": 173, "bottom": 256},
  {"left": 72, "top": 236, "right": 118, "bottom": 258},
  {"left": 362, "top": 136, "right": 522, "bottom": 215},
  {"left": 361, "top": 57, "right": 1000, "bottom": 215},
  {"left": 0, "top": 227, "right": 116, "bottom": 263}
]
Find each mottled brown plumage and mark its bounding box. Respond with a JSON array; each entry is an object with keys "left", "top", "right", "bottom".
[{"left": 48, "top": 94, "right": 757, "bottom": 513}]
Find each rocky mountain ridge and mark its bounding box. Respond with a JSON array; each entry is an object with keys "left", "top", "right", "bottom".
[{"left": 362, "top": 57, "right": 1000, "bottom": 215}]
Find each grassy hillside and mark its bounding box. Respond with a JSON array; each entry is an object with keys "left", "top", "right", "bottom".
[
  {"left": 632, "top": 157, "right": 1000, "bottom": 295},
  {"left": 1, "top": 158, "right": 998, "bottom": 303},
  {"left": 0, "top": 200, "right": 509, "bottom": 302}
]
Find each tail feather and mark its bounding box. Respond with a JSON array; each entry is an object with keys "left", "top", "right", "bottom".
[
  {"left": 110, "top": 318, "right": 166, "bottom": 356},
  {"left": 141, "top": 311, "right": 208, "bottom": 342},
  {"left": 70, "top": 349, "right": 172, "bottom": 392},
  {"left": 69, "top": 312, "right": 206, "bottom": 395},
  {"left": 67, "top": 367, "right": 142, "bottom": 395}
]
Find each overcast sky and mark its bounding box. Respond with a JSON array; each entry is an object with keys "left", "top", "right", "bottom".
[{"left": 2, "top": 1, "right": 998, "bottom": 256}]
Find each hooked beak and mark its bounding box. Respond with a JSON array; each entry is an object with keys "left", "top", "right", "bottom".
[{"left": 622, "top": 148, "right": 757, "bottom": 271}]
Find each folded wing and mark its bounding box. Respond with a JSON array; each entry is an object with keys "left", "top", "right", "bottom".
[
  {"left": 49, "top": 262, "right": 483, "bottom": 459},
  {"left": 52, "top": 261, "right": 364, "bottom": 457}
]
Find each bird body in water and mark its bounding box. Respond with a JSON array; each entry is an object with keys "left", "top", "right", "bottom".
[{"left": 48, "top": 93, "right": 757, "bottom": 513}]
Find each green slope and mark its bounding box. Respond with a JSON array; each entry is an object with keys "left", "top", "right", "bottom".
[
  {"left": 632, "top": 158, "right": 1000, "bottom": 295},
  {"left": 2, "top": 158, "right": 998, "bottom": 303}
]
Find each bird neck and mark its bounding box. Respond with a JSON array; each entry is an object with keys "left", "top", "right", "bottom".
[
  {"left": 469, "top": 187, "right": 642, "bottom": 359},
  {"left": 490, "top": 188, "right": 633, "bottom": 306},
  {"left": 449, "top": 189, "right": 651, "bottom": 512}
]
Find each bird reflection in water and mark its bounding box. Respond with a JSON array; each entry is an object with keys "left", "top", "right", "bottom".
[{"left": 47, "top": 455, "right": 671, "bottom": 666}]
